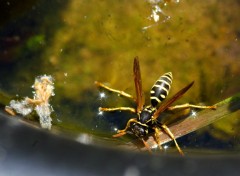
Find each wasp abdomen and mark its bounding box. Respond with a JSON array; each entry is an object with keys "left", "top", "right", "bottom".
[{"left": 150, "top": 72, "right": 173, "bottom": 107}]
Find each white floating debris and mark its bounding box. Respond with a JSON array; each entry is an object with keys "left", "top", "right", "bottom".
[
  {"left": 35, "top": 104, "right": 53, "bottom": 130},
  {"left": 150, "top": 5, "right": 162, "bottom": 22},
  {"left": 5, "top": 75, "right": 55, "bottom": 130},
  {"left": 9, "top": 99, "right": 33, "bottom": 116},
  {"left": 143, "top": 0, "right": 179, "bottom": 30}
]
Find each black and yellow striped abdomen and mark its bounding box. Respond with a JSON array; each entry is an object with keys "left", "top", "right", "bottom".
[{"left": 150, "top": 72, "right": 173, "bottom": 107}]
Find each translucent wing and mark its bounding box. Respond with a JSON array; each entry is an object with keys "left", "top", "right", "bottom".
[
  {"left": 133, "top": 57, "right": 145, "bottom": 113},
  {"left": 152, "top": 81, "right": 194, "bottom": 120}
]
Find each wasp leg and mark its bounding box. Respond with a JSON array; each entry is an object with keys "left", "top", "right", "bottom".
[
  {"left": 161, "top": 124, "right": 184, "bottom": 156},
  {"left": 112, "top": 131, "right": 127, "bottom": 137},
  {"left": 95, "top": 81, "right": 135, "bottom": 101},
  {"left": 99, "top": 107, "right": 136, "bottom": 113},
  {"left": 153, "top": 127, "right": 163, "bottom": 150},
  {"left": 168, "top": 103, "right": 216, "bottom": 111},
  {"left": 141, "top": 138, "right": 152, "bottom": 153},
  {"left": 113, "top": 118, "right": 138, "bottom": 137}
]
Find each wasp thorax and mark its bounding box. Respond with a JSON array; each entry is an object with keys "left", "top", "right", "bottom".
[
  {"left": 139, "top": 106, "right": 155, "bottom": 124},
  {"left": 150, "top": 72, "right": 173, "bottom": 107}
]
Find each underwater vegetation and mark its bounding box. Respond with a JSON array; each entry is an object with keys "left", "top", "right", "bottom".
[{"left": 0, "top": 0, "right": 240, "bottom": 153}]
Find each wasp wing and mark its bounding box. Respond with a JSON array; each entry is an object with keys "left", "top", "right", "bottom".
[
  {"left": 152, "top": 81, "right": 194, "bottom": 120},
  {"left": 133, "top": 57, "right": 145, "bottom": 113}
]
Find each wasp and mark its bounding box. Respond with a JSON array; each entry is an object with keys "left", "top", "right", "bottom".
[{"left": 95, "top": 57, "right": 216, "bottom": 155}]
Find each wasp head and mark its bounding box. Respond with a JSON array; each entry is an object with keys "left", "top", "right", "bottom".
[{"left": 130, "top": 122, "right": 148, "bottom": 138}]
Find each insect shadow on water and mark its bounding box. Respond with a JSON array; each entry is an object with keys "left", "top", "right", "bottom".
[{"left": 95, "top": 57, "right": 216, "bottom": 155}]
